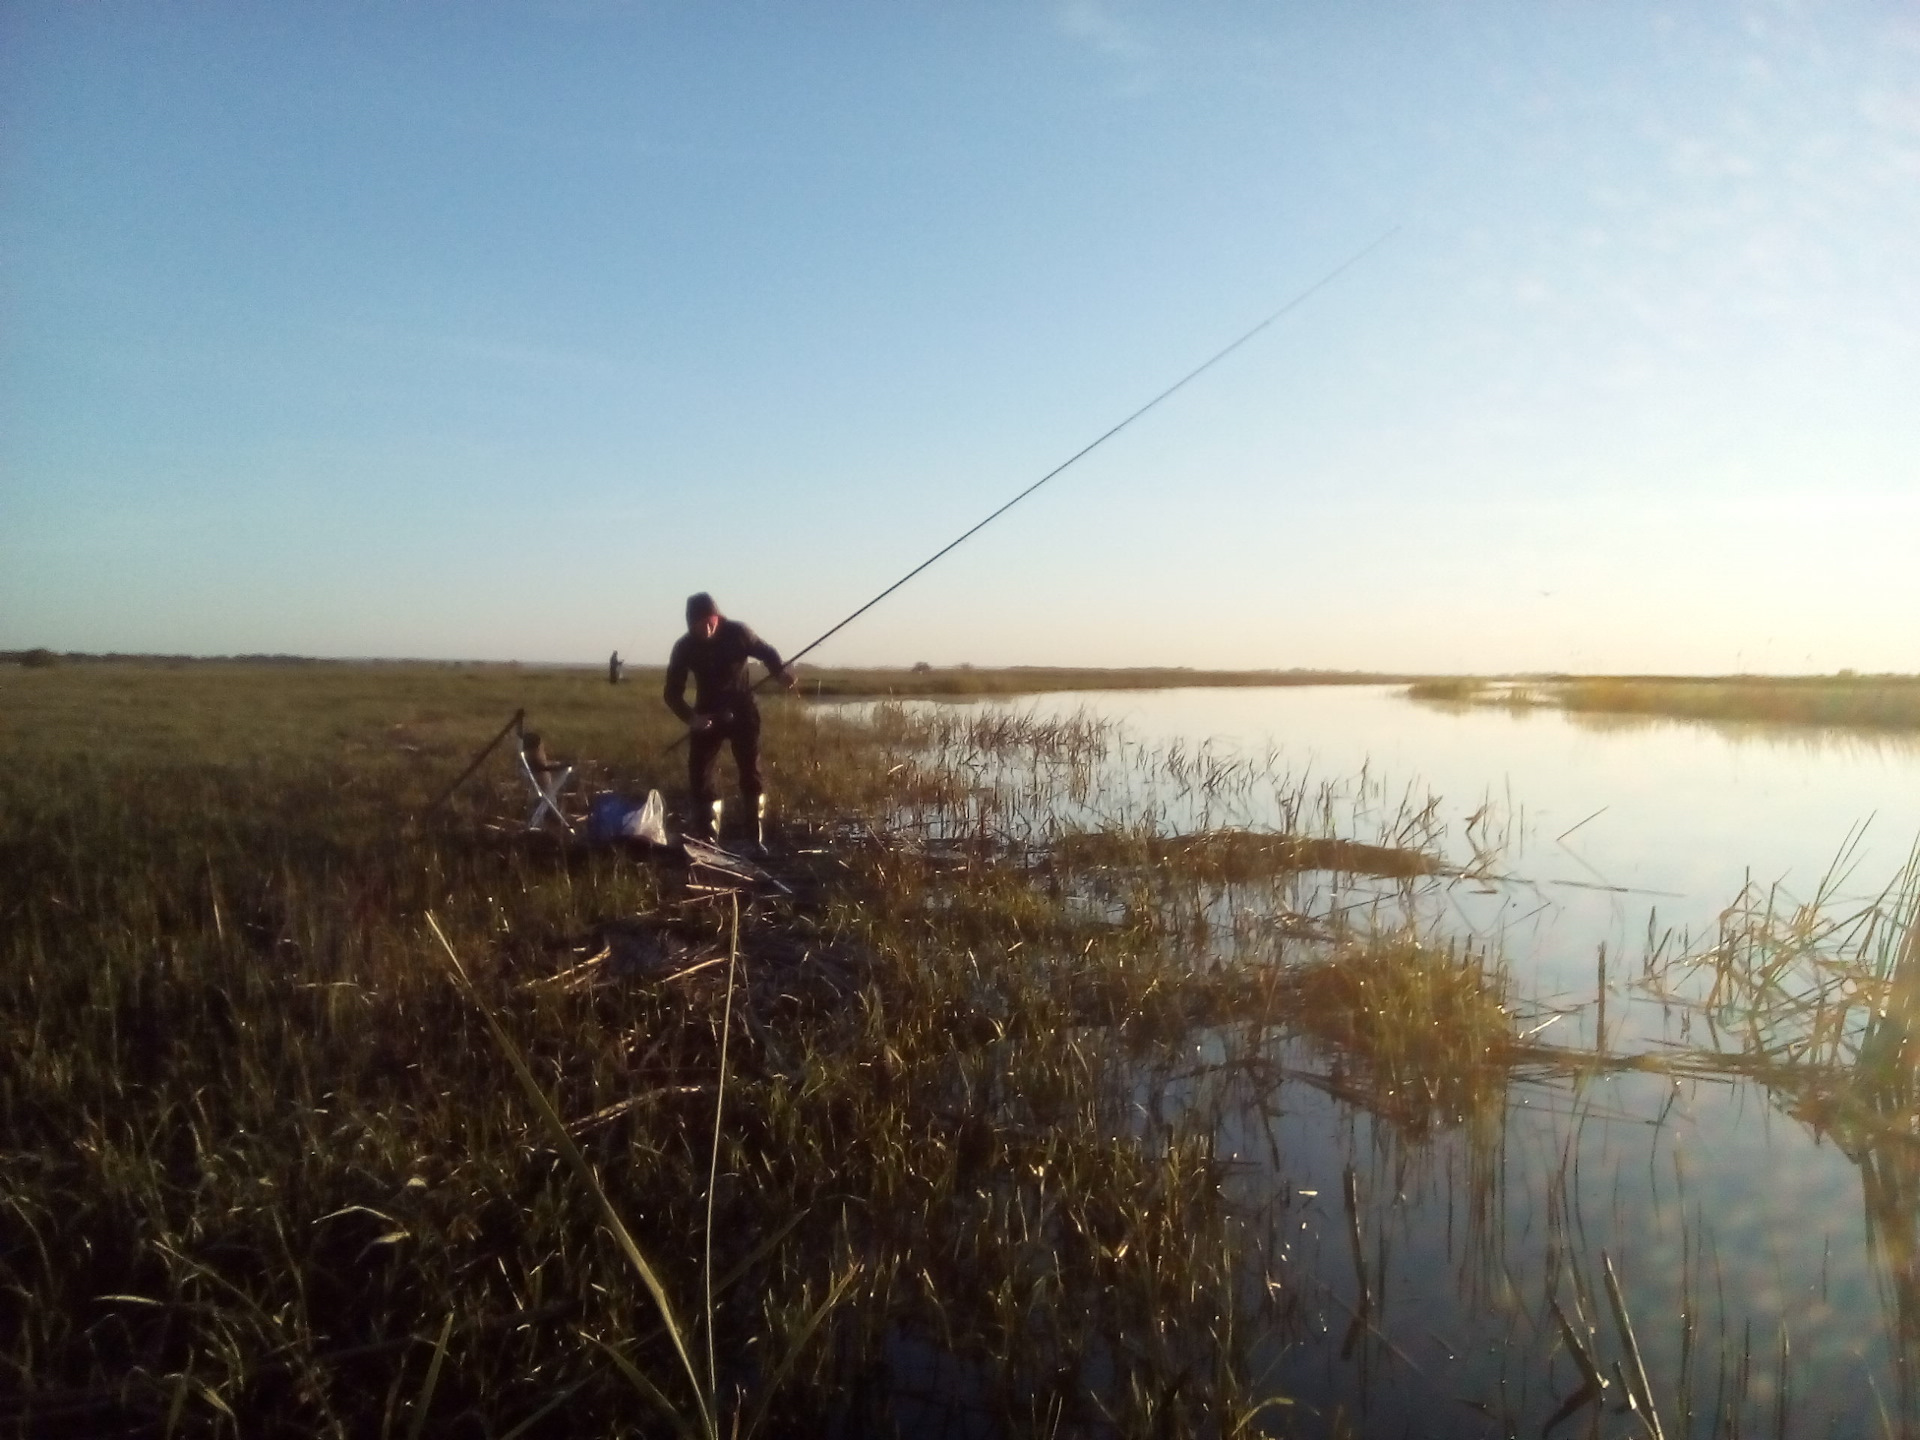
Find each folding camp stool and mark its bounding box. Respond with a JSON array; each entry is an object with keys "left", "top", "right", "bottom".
[{"left": 517, "top": 731, "right": 575, "bottom": 834}]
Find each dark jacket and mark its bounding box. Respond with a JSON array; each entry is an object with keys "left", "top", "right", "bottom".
[{"left": 664, "top": 620, "right": 786, "bottom": 722}]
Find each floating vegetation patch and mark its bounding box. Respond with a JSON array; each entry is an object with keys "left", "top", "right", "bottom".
[
  {"left": 1281, "top": 939, "right": 1522, "bottom": 1135},
  {"left": 1055, "top": 827, "right": 1440, "bottom": 882}
]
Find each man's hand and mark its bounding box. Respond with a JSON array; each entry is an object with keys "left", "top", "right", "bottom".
[
  {"left": 777, "top": 669, "right": 800, "bottom": 694},
  {"left": 689, "top": 713, "right": 716, "bottom": 735}
]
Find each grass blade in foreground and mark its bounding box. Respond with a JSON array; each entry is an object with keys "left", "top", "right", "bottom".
[
  {"left": 403, "top": 1313, "right": 455, "bottom": 1440},
  {"left": 427, "top": 912, "right": 717, "bottom": 1440}
]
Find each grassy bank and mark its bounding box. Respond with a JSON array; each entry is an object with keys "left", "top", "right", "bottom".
[
  {"left": 1407, "top": 673, "right": 1920, "bottom": 731},
  {"left": 0, "top": 662, "right": 1471, "bottom": 1437},
  {"left": 1556, "top": 675, "right": 1920, "bottom": 730},
  {"left": 2, "top": 652, "right": 1419, "bottom": 698}
]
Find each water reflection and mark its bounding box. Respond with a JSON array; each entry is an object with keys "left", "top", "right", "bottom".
[
  {"left": 1560, "top": 704, "right": 1920, "bottom": 759},
  {"left": 822, "top": 688, "right": 1920, "bottom": 1435}
]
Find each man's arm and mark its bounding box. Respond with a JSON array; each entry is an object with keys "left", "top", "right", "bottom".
[
  {"left": 663, "top": 641, "right": 694, "bottom": 723},
  {"left": 741, "top": 626, "right": 797, "bottom": 689}
]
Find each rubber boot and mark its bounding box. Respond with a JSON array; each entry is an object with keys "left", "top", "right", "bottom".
[
  {"left": 749, "top": 792, "right": 769, "bottom": 856},
  {"left": 689, "top": 798, "right": 722, "bottom": 844}
]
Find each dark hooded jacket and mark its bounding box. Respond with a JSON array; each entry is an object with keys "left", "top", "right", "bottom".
[{"left": 664, "top": 620, "right": 785, "bottom": 723}]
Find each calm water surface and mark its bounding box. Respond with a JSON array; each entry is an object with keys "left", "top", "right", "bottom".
[
  {"left": 862, "top": 685, "right": 1920, "bottom": 1436},
  {"left": 1015, "top": 683, "right": 1920, "bottom": 989}
]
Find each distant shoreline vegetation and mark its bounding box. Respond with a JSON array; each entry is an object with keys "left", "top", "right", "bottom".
[
  {"left": 1, "top": 652, "right": 1420, "bottom": 692},
  {"left": 792, "top": 664, "right": 1421, "bottom": 696},
  {"left": 1407, "top": 674, "right": 1920, "bottom": 731},
  {"left": 11, "top": 653, "right": 1919, "bottom": 727}
]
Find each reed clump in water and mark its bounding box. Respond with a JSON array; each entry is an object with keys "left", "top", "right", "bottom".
[
  {"left": 1405, "top": 673, "right": 1920, "bottom": 731},
  {"left": 1560, "top": 675, "right": 1920, "bottom": 730},
  {"left": 1055, "top": 828, "right": 1440, "bottom": 883},
  {"left": 1404, "top": 677, "right": 1485, "bottom": 703},
  {"left": 1282, "top": 939, "right": 1519, "bottom": 1134}
]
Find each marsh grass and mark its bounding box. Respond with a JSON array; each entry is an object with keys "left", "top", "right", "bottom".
[
  {"left": 1282, "top": 941, "right": 1520, "bottom": 1136},
  {"left": 2, "top": 663, "right": 1478, "bottom": 1436},
  {"left": 9, "top": 661, "right": 1911, "bottom": 1436},
  {"left": 1055, "top": 831, "right": 1439, "bottom": 884},
  {"left": 1642, "top": 836, "right": 1920, "bottom": 1095},
  {"left": 1559, "top": 676, "right": 1920, "bottom": 731},
  {"left": 1402, "top": 678, "right": 1483, "bottom": 703},
  {"left": 1406, "top": 672, "right": 1920, "bottom": 732}
]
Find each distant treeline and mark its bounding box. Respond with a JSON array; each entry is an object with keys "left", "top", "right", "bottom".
[
  {"left": 5, "top": 650, "right": 325, "bottom": 667},
  {"left": 2, "top": 652, "right": 604, "bottom": 670}
]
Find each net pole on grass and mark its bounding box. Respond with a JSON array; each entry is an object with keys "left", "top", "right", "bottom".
[{"left": 428, "top": 708, "right": 525, "bottom": 813}]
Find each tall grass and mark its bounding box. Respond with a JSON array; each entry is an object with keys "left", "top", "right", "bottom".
[
  {"left": 1406, "top": 672, "right": 1920, "bottom": 732},
  {"left": 8, "top": 661, "right": 1917, "bottom": 1435},
  {"left": 1559, "top": 676, "right": 1920, "bottom": 730},
  {"left": 5, "top": 663, "right": 1426, "bottom": 1434}
]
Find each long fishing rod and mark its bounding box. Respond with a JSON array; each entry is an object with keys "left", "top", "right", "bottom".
[
  {"left": 777, "top": 226, "right": 1400, "bottom": 677},
  {"left": 669, "top": 225, "right": 1399, "bottom": 749}
]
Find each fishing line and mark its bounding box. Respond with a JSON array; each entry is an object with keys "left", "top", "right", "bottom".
[
  {"left": 779, "top": 225, "right": 1400, "bottom": 673},
  {"left": 666, "top": 225, "right": 1399, "bottom": 752}
]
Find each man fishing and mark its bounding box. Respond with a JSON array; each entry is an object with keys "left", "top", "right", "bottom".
[{"left": 663, "top": 592, "right": 797, "bottom": 845}]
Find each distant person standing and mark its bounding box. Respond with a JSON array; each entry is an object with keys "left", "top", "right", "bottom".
[
  {"left": 608, "top": 650, "right": 623, "bottom": 685},
  {"left": 663, "top": 593, "right": 797, "bottom": 844}
]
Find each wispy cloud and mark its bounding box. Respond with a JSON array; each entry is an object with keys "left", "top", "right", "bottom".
[
  {"left": 1057, "top": 0, "right": 1159, "bottom": 93},
  {"left": 1059, "top": 0, "right": 1150, "bottom": 60}
]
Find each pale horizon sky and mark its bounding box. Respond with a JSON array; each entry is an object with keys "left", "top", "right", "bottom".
[{"left": 4, "top": 3, "right": 1916, "bottom": 674}]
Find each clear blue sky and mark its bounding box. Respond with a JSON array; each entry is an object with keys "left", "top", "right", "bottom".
[{"left": 4, "top": 3, "right": 1915, "bottom": 672}]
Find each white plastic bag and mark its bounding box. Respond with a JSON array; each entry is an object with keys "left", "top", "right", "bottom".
[{"left": 587, "top": 789, "right": 668, "bottom": 846}]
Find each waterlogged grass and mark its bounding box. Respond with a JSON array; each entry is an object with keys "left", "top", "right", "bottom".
[
  {"left": 9, "top": 661, "right": 1920, "bottom": 1436},
  {"left": 1055, "top": 831, "right": 1439, "bottom": 884},
  {"left": 1402, "top": 678, "right": 1485, "bottom": 704},
  {"left": 1284, "top": 942, "right": 1520, "bottom": 1136},
  {"left": 1644, "top": 838, "right": 1920, "bottom": 1143},
  {"left": 0, "top": 662, "right": 1478, "bottom": 1436}
]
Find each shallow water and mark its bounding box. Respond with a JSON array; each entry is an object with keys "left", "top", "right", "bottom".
[
  {"left": 1011, "top": 684, "right": 1920, "bottom": 990},
  {"left": 842, "top": 685, "right": 1920, "bottom": 1435}
]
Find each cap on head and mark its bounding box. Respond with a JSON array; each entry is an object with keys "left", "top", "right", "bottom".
[{"left": 685, "top": 592, "right": 719, "bottom": 626}]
